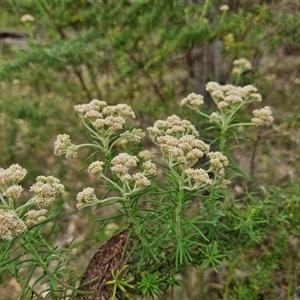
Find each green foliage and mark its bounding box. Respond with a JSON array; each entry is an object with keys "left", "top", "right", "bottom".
[{"left": 46, "top": 84, "right": 275, "bottom": 298}]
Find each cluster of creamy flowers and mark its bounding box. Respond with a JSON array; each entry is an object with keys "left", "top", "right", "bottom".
[
  {"left": 147, "top": 114, "right": 230, "bottom": 188},
  {"left": 30, "top": 176, "right": 65, "bottom": 208},
  {"left": 251, "top": 106, "right": 274, "bottom": 126},
  {"left": 111, "top": 153, "right": 139, "bottom": 179},
  {"left": 184, "top": 168, "right": 212, "bottom": 190},
  {"left": 76, "top": 154, "right": 157, "bottom": 210},
  {"left": 0, "top": 163, "right": 65, "bottom": 240},
  {"left": 206, "top": 81, "right": 262, "bottom": 110},
  {"left": 120, "top": 129, "right": 145, "bottom": 144},
  {"left": 138, "top": 150, "right": 154, "bottom": 160},
  {"left": 0, "top": 165, "right": 27, "bottom": 200},
  {"left": 219, "top": 4, "right": 229, "bottom": 11},
  {"left": 232, "top": 58, "right": 252, "bottom": 75},
  {"left": 148, "top": 115, "right": 209, "bottom": 167},
  {"left": 3, "top": 185, "right": 24, "bottom": 199},
  {"left": 181, "top": 93, "right": 204, "bottom": 110},
  {"left": 87, "top": 161, "right": 105, "bottom": 175},
  {"left": 181, "top": 82, "right": 264, "bottom": 114},
  {"left": 110, "top": 153, "right": 156, "bottom": 187},
  {"left": 76, "top": 187, "right": 97, "bottom": 210},
  {"left": 156, "top": 135, "right": 210, "bottom": 166},
  {"left": 142, "top": 160, "right": 157, "bottom": 177},
  {"left": 0, "top": 164, "right": 27, "bottom": 186},
  {"left": 20, "top": 14, "right": 34, "bottom": 23},
  {"left": 183, "top": 151, "right": 229, "bottom": 190},
  {"left": 74, "top": 99, "right": 135, "bottom": 135},
  {"left": 181, "top": 82, "right": 273, "bottom": 129},
  {"left": 25, "top": 209, "right": 48, "bottom": 227},
  {"left": 148, "top": 115, "right": 199, "bottom": 139},
  {"left": 0, "top": 209, "right": 27, "bottom": 240},
  {"left": 208, "top": 151, "right": 229, "bottom": 178},
  {"left": 55, "top": 100, "right": 144, "bottom": 159},
  {"left": 54, "top": 133, "right": 78, "bottom": 159}
]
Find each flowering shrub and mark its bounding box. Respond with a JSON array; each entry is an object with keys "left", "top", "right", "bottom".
[{"left": 0, "top": 81, "right": 276, "bottom": 299}]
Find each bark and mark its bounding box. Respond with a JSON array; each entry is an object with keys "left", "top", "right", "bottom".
[
  {"left": 186, "top": 40, "right": 221, "bottom": 107},
  {"left": 75, "top": 230, "right": 133, "bottom": 300},
  {"left": 184, "top": 0, "right": 221, "bottom": 107}
]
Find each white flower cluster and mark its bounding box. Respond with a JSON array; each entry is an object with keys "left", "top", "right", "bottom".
[
  {"left": 111, "top": 153, "right": 139, "bottom": 179},
  {"left": 20, "top": 14, "right": 34, "bottom": 23},
  {"left": 3, "top": 185, "right": 23, "bottom": 199},
  {"left": 142, "top": 160, "right": 157, "bottom": 176},
  {"left": 208, "top": 151, "right": 229, "bottom": 178},
  {"left": 120, "top": 129, "right": 145, "bottom": 144},
  {"left": 156, "top": 135, "right": 210, "bottom": 166},
  {"left": 74, "top": 99, "right": 107, "bottom": 114},
  {"left": 54, "top": 134, "right": 78, "bottom": 159},
  {"left": 185, "top": 168, "right": 212, "bottom": 190},
  {"left": 76, "top": 187, "right": 96, "bottom": 210},
  {"left": 0, "top": 209, "right": 27, "bottom": 240},
  {"left": 111, "top": 153, "right": 155, "bottom": 188},
  {"left": 0, "top": 164, "right": 27, "bottom": 186},
  {"left": 146, "top": 114, "right": 227, "bottom": 187},
  {"left": 232, "top": 58, "right": 252, "bottom": 75},
  {"left": 219, "top": 4, "right": 229, "bottom": 11},
  {"left": 148, "top": 115, "right": 209, "bottom": 167},
  {"left": 74, "top": 99, "right": 135, "bottom": 135},
  {"left": 206, "top": 81, "right": 262, "bottom": 110},
  {"left": 30, "top": 176, "right": 65, "bottom": 208},
  {"left": 25, "top": 209, "right": 48, "bottom": 227},
  {"left": 88, "top": 161, "right": 105, "bottom": 175},
  {"left": 252, "top": 106, "right": 274, "bottom": 126},
  {"left": 181, "top": 93, "right": 204, "bottom": 109},
  {"left": 138, "top": 150, "right": 154, "bottom": 160},
  {"left": 147, "top": 115, "right": 199, "bottom": 140}
]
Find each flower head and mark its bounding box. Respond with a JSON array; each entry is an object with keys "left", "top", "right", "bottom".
[
  {"left": 181, "top": 93, "right": 204, "bottom": 108},
  {"left": 120, "top": 129, "right": 145, "bottom": 144},
  {"left": 88, "top": 161, "right": 105, "bottom": 175},
  {"left": 104, "top": 116, "right": 126, "bottom": 132},
  {"left": 220, "top": 4, "right": 229, "bottom": 11},
  {"left": 25, "top": 209, "right": 48, "bottom": 227},
  {"left": 138, "top": 150, "right": 154, "bottom": 160},
  {"left": 0, "top": 210, "right": 27, "bottom": 240},
  {"left": 208, "top": 151, "right": 229, "bottom": 177},
  {"left": 74, "top": 100, "right": 107, "bottom": 114},
  {"left": 78, "top": 99, "right": 135, "bottom": 135},
  {"left": 84, "top": 110, "right": 103, "bottom": 120},
  {"left": 205, "top": 82, "right": 220, "bottom": 93},
  {"left": 143, "top": 160, "right": 157, "bottom": 176},
  {"left": 132, "top": 173, "right": 150, "bottom": 188},
  {"left": 65, "top": 145, "right": 78, "bottom": 159},
  {"left": 54, "top": 134, "right": 78, "bottom": 159},
  {"left": 30, "top": 176, "right": 65, "bottom": 208},
  {"left": 252, "top": 106, "right": 274, "bottom": 126},
  {"left": 250, "top": 93, "right": 262, "bottom": 102},
  {"left": 3, "top": 185, "right": 23, "bottom": 199},
  {"left": 206, "top": 81, "right": 262, "bottom": 109},
  {"left": 76, "top": 187, "right": 96, "bottom": 210},
  {"left": 185, "top": 168, "right": 212, "bottom": 190},
  {"left": 156, "top": 134, "right": 209, "bottom": 166},
  {"left": 0, "top": 164, "right": 27, "bottom": 186},
  {"left": 209, "top": 112, "right": 222, "bottom": 123},
  {"left": 111, "top": 153, "right": 139, "bottom": 176},
  {"left": 21, "top": 14, "right": 34, "bottom": 23},
  {"left": 147, "top": 115, "right": 198, "bottom": 140},
  {"left": 232, "top": 58, "right": 252, "bottom": 75}
]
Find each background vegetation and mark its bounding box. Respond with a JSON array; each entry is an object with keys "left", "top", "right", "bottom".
[{"left": 0, "top": 0, "right": 300, "bottom": 299}]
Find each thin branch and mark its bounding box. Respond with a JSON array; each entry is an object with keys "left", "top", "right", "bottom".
[
  {"left": 125, "top": 49, "right": 166, "bottom": 105},
  {"left": 73, "top": 65, "right": 93, "bottom": 100}
]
